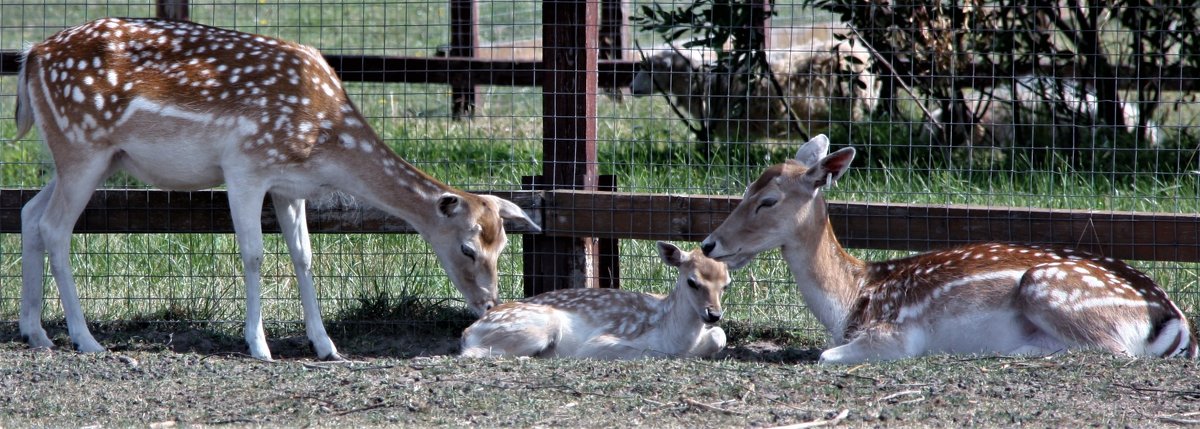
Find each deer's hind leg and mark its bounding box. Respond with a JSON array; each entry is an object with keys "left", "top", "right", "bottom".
[
  {"left": 20, "top": 179, "right": 56, "bottom": 348},
  {"left": 27, "top": 151, "right": 119, "bottom": 353},
  {"left": 461, "top": 311, "right": 558, "bottom": 358},
  {"left": 1015, "top": 261, "right": 1189, "bottom": 357}
]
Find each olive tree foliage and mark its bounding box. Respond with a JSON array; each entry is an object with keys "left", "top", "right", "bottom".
[
  {"left": 633, "top": 0, "right": 818, "bottom": 143},
  {"left": 804, "top": 0, "right": 1200, "bottom": 150}
]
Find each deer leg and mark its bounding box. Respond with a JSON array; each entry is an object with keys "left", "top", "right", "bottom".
[
  {"left": 819, "top": 325, "right": 916, "bottom": 365},
  {"left": 37, "top": 156, "right": 116, "bottom": 353},
  {"left": 20, "top": 179, "right": 56, "bottom": 349},
  {"left": 271, "top": 195, "right": 341, "bottom": 361},
  {"left": 1015, "top": 266, "right": 1169, "bottom": 357},
  {"left": 226, "top": 185, "right": 272, "bottom": 361},
  {"left": 690, "top": 326, "right": 727, "bottom": 358},
  {"left": 576, "top": 336, "right": 654, "bottom": 359},
  {"left": 461, "top": 313, "right": 557, "bottom": 358},
  {"left": 462, "top": 333, "right": 554, "bottom": 358}
]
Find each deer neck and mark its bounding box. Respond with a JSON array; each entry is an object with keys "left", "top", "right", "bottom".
[
  {"left": 314, "top": 125, "right": 453, "bottom": 231},
  {"left": 778, "top": 212, "right": 865, "bottom": 344},
  {"left": 655, "top": 289, "right": 709, "bottom": 354}
]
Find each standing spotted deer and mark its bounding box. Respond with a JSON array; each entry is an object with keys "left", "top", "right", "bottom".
[
  {"left": 701, "top": 134, "right": 1197, "bottom": 364},
  {"left": 14, "top": 18, "right": 539, "bottom": 361},
  {"left": 460, "top": 242, "right": 730, "bottom": 359}
]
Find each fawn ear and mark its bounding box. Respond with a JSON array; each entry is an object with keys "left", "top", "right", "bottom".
[
  {"left": 795, "top": 134, "right": 831, "bottom": 168},
  {"left": 657, "top": 241, "right": 688, "bottom": 267}
]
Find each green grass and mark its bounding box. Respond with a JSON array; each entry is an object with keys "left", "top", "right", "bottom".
[{"left": 1, "top": 1, "right": 1199, "bottom": 338}]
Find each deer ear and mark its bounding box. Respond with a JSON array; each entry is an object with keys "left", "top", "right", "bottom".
[
  {"left": 656, "top": 241, "right": 688, "bottom": 267},
  {"left": 806, "top": 147, "right": 857, "bottom": 192},
  {"left": 795, "top": 134, "right": 831, "bottom": 168},
  {"left": 437, "top": 193, "right": 463, "bottom": 218},
  {"left": 481, "top": 195, "right": 542, "bottom": 232}
]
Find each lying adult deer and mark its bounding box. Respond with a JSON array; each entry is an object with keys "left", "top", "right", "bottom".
[
  {"left": 701, "top": 134, "right": 1197, "bottom": 364},
  {"left": 15, "top": 18, "right": 539, "bottom": 361},
  {"left": 460, "top": 242, "right": 730, "bottom": 359}
]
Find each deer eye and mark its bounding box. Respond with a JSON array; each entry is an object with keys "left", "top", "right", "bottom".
[
  {"left": 461, "top": 244, "right": 477, "bottom": 261},
  {"left": 755, "top": 197, "right": 778, "bottom": 213},
  {"left": 687, "top": 278, "right": 698, "bottom": 289}
]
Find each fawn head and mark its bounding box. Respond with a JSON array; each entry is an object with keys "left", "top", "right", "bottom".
[{"left": 658, "top": 241, "right": 730, "bottom": 324}]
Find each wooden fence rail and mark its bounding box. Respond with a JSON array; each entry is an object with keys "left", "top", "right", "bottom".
[
  {"left": 3, "top": 189, "right": 1198, "bottom": 263},
  {"left": 5, "top": 50, "right": 1200, "bottom": 91}
]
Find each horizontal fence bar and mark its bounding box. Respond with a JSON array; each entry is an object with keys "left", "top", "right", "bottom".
[
  {"left": 2, "top": 50, "right": 1198, "bottom": 91},
  {"left": 3, "top": 189, "right": 1198, "bottom": 263},
  {"left": 0, "top": 51, "right": 636, "bottom": 88},
  {"left": 0, "top": 189, "right": 539, "bottom": 235}
]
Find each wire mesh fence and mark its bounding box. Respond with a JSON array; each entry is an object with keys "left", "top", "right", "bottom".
[{"left": 0, "top": 0, "right": 1197, "bottom": 340}]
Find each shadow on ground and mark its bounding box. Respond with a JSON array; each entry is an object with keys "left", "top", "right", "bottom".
[{"left": 0, "top": 317, "right": 823, "bottom": 363}]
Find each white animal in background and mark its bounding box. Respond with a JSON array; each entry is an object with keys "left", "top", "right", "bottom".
[
  {"left": 931, "top": 75, "right": 1163, "bottom": 147},
  {"left": 460, "top": 241, "right": 730, "bottom": 359},
  {"left": 15, "top": 18, "right": 539, "bottom": 361},
  {"left": 701, "top": 134, "right": 1197, "bottom": 364},
  {"left": 630, "top": 37, "right": 879, "bottom": 141}
]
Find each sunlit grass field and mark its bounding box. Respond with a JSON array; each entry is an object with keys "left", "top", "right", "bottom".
[{"left": 1, "top": 1, "right": 1198, "bottom": 341}]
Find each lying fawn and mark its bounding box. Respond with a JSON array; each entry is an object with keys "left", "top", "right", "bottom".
[
  {"left": 15, "top": 18, "right": 539, "bottom": 361},
  {"left": 701, "top": 134, "right": 1197, "bottom": 364},
  {"left": 461, "top": 242, "right": 730, "bottom": 359}
]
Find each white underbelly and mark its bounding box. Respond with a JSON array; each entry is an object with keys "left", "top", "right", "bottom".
[
  {"left": 107, "top": 104, "right": 253, "bottom": 190},
  {"left": 114, "top": 140, "right": 225, "bottom": 190},
  {"left": 920, "top": 309, "right": 1045, "bottom": 355}
]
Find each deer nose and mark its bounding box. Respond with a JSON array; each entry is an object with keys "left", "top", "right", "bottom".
[
  {"left": 472, "top": 299, "right": 498, "bottom": 317},
  {"left": 701, "top": 240, "right": 716, "bottom": 256},
  {"left": 703, "top": 308, "right": 722, "bottom": 324}
]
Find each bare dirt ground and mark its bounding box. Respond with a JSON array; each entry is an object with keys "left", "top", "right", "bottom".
[{"left": 2, "top": 321, "right": 1199, "bottom": 428}]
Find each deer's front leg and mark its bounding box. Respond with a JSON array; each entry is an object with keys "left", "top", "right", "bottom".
[
  {"left": 690, "top": 325, "right": 727, "bottom": 358},
  {"left": 272, "top": 196, "right": 341, "bottom": 361},
  {"left": 819, "top": 325, "right": 916, "bottom": 365},
  {"left": 227, "top": 185, "right": 273, "bottom": 361}
]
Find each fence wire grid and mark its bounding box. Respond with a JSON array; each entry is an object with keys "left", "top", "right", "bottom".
[{"left": 0, "top": 1, "right": 1197, "bottom": 340}]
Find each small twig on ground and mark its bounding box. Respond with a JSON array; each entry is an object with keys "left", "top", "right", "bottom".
[
  {"left": 878, "top": 390, "right": 923, "bottom": 403},
  {"left": 1112, "top": 383, "right": 1200, "bottom": 399},
  {"left": 770, "top": 409, "right": 850, "bottom": 429},
  {"left": 333, "top": 401, "right": 398, "bottom": 417},
  {"left": 206, "top": 418, "right": 258, "bottom": 425},
  {"left": 642, "top": 397, "right": 667, "bottom": 407},
  {"left": 682, "top": 397, "right": 747, "bottom": 415},
  {"left": 201, "top": 351, "right": 259, "bottom": 362},
  {"left": 838, "top": 372, "right": 880, "bottom": 385},
  {"left": 1158, "top": 412, "right": 1200, "bottom": 426},
  {"left": 299, "top": 360, "right": 377, "bottom": 370},
  {"left": 348, "top": 363, "right": 397, "bottom": 372},
  {"left": 950, "top": 354, "right": 1052, "bottom": 363}
]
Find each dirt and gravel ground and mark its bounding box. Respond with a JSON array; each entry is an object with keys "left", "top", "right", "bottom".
[{"left": 1, "top": 321, "right": 1198, "bottom": 428}]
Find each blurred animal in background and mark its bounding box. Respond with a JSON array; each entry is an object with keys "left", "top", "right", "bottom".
[
  {"left": 928, "top": 75, "right": 1163, "bottom": 148},
  {"left": 630, "top": 29, "right": 879, "bottom": 142}
]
